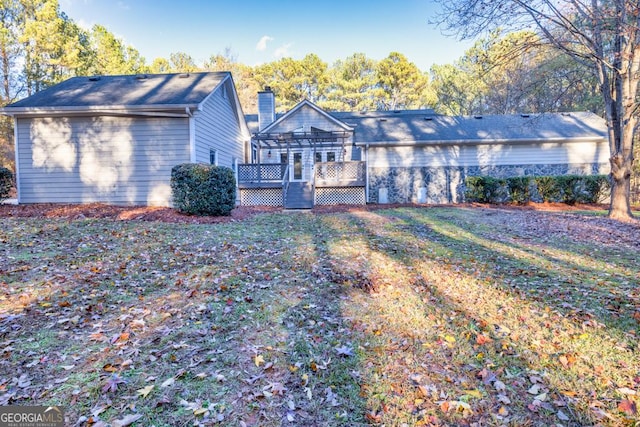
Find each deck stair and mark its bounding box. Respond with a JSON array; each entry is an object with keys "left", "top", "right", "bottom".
[{"left": 284, "top": 182, "right": 314, "bottom": 209}]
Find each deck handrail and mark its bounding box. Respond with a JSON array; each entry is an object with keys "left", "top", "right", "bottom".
[
  {"left": 237, "top": 163, "right": 287, "bottom": 183},
  {"left": 315, "top": 161, "right": 365, "bottom": 182},
  {"left": 282, "top": 164, "right": 290, "bottom": 201}
]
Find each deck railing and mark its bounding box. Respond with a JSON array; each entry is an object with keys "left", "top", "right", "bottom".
[
  {"left": 237, "top": 163, "right": 287, "bottom": 184},
  {"left": 238, "top": 161, "right": 366, "bottom": 187},
  {"left": 315, "top": 161, "right": 366, "bottom": 186}
]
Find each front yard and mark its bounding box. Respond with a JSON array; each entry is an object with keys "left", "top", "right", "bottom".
[{"left": 0, "top": 205, "right": 639, "bottom": 426}]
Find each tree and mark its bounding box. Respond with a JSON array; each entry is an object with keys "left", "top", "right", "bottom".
[
  {"left": 204, "top": 48, "right": 260, "bottom": 113},
  {"left": 434, "top": 0, "right": 640, "bottom": 220},
  {"left": 169, "top": 52, "right": 199, "bottom": 73},
  {"left": 85, "top": 24, "right": 145, "bottom": 75},
  {"left": 149, "top": 57, "right": 171, "bottom": 74},
  {"left": 254, "top": 54, "right": 329, "bottom": 112},
  {"left": 375, "top": 52, "right": 432, "bottom": 110},
  {"left": 20, "top": 0, "right": 86, "bottom": 94},
  {"left": 325, "top": 53, "right": 378, "bottom": 111}
]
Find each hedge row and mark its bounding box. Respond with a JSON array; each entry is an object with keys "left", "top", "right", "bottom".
[
  {"left": 171, "top": 163, "right": 236, "bottom": 216},
  {"left": 0, "top": 167, "right": 13, "bottom": 201},
  {"left": 464, "top": 174, "right": 610, "bottom": 205}
]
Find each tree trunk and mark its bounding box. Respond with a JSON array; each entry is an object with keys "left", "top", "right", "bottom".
[{"left": 609, "top": 152, "right": 635, "bottom": 220}]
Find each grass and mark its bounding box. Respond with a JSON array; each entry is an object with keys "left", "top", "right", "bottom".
[{"left": 0, "top": 206, "right": 639, "bottom": 426}]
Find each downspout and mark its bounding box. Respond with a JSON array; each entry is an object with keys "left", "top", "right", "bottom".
[
  {"left": 364, "top": 143, "right": 369, "bottom": 203},
  {"left": 13, "top": 117, "right": 20, "bottom": 203},
  {"left": 186, "top": 107, "right": 196, "bottom": 162}
]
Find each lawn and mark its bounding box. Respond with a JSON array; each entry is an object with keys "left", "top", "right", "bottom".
[{"left": 0, "top": 206, "right": 639, "bottom": 426}]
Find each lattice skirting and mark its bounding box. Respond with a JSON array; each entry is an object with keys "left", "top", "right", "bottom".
[
  {"left": 240, "top": 188, "right": 283, "bottom": 206},
  {"left": 315, "top": 187, "right": 366, "bottom": 205}
]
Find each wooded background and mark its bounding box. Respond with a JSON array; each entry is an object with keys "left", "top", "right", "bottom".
[{"left": 4, "top": 0, "right": 638, "bottom": 202}]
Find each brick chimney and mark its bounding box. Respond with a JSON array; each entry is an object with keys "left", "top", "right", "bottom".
[{"left": 258, "top": 86, "right": 275, "bottom": 131}]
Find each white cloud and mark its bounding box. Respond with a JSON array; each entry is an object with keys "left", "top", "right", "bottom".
[
  {"left": 256, "top": 36, "right": 274, "bottom": 51},
  {"left": 274, "top": 43, "right": 293, "bottom": 58}
]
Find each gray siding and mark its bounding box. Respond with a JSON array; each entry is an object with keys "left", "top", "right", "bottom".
[
  {"left": 17, "top": 115, "right": 190, "bottom": 206},
  {"left": 368, "top": 140, "right": 611, "bottom": 168},
  {"left": 193, "top": 79, "right": 245, "bottom": 168}
]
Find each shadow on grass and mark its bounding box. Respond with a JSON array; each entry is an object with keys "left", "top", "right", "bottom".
[{"left": 313, "top": 206, "right": 638, "bottom": 426}]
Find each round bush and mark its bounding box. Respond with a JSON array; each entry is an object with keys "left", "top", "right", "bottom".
[{"left": 171, "top": 163, "right": 236, "bottom": 216}]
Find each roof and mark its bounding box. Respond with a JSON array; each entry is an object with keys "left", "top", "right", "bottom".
[
  {"left": 248, "top": 109, "right": 607, "bottom": 145},
  {"left": 2, "top": 72, "right": 231, "bottom": 114},
  {"left": 347, "top": 111, "right": 608, "bottom": 145}
]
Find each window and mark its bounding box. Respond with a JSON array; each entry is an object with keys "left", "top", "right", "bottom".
[
  {"left": 209, "top": 149, "right": 217, "bottom": 165},
  {"left": 327, "top": 152, "right": 336, "bottom": 162},
  {"left": 280, "top": 152, "right": 288, "bottom": 164},
  {"left": 315, "top": 152, "right": 322, "bottom": 163}
]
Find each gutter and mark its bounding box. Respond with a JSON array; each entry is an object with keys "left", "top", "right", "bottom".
[
  {"left": 353, "top": 136, "right": 608, "bottom": 147},
  {"left": 0, "top": 104, "right": 200, "bottom": 118}
]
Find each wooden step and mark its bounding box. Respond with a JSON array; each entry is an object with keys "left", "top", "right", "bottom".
[{"left": 284, "top": 182, "right": 314, "bottom": 209}]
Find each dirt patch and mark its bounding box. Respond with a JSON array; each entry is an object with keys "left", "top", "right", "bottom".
[{"left": 0, "top": 201, "right": 636, "bottom": 223}]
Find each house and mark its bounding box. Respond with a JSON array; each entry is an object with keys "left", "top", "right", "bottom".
[
  {"left": 1, "top": 72, "right": 249, "bottom": 206},
  {"left": 240, "top": 87, "right": 610, "bottom": 207}
]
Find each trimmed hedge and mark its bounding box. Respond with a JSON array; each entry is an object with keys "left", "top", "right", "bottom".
[
  {"left": 0, "top": 167, "right": 13, "bottom": 201},
  {"left": 464, "top": 174, "right": 610, "bottom": 204},
  {"left": 464, "top": 176, "right": 508, "bottom": 203},
  {"left": 171, "top": 163, "right": 236, "bottom": 216},
  {"left": 506, "top": 176, "right": 530, "bottom": 204}
]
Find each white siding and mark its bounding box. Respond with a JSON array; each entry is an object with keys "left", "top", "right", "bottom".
[
  {"left": 17, "top": 115, "right": 190, "bottom": 206},
  {"left": 269, "top": 106, "right": 345, "bottom": 134},
  {"left": 257, "top": 104, "right": 355, "bottom": 167},
  {"left": 368, "top": 140, "right": 610, "bottom": 168},
  {"left": 193, "top": 79, "right": 245, "bottom": 168}
]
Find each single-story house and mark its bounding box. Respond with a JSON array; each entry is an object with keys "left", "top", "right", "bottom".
[
  {"left": 1, "top": 72, "right": 249, "bottom": 206},
  {"left": 2, "top": 77, "right": 609, "bottom": 208},
  {"left": 239, "top": 87, "right": 610, "bottom": 207}
]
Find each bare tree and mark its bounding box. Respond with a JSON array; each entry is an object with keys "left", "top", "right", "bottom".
[{"left": 434, "top": 0, "right": 640, "bottom": 220}]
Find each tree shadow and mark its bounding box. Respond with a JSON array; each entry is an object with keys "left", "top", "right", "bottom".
[{"left": 313, "top": 206, "right": 637, "bottom": 425}]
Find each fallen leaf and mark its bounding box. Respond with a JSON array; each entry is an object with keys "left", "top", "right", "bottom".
[
  {"left": 528, "top": 384, "right": 541, "bottom": 395},
  {"left": 557, "top": 409, "right": 570, "bottom": 421},
  {"left": 618, "top": 399, "right": 637, "bottom": 416},
  {"left": 335, "top": 345, "right": 355, "bottom": 357},
  {"left": 616, "top": 387, "right": 637, "bottom": 396},
  {"left": 463, "top": 389, "right": 482, "bottom": 399},
  {"left": 111, "top": 413, "right": 142, "bottom": 427},
  {"left": 475, "top": 334, "right": 492, "bottom": 345},
  {"left": 136, "top": 385, "right": 154, "bottom": 398},
  {"left": 254, "top": 354, "right": 265, "bottom": 367},
  {"left": 102, "top": 374, "right": 126, "bottom": 393},
  {"left": 160, "top": 377, "right": 174, "bottom": 388}
]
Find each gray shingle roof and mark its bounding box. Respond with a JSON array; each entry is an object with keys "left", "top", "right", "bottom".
[
  {"left": 247, "top": 108, "right": 607, "bottom": 145},
  {"left": 4, "top": 72, "right": 229, "bottom": 111},
  {"left": 336, "top": 111, "right": 607, "bottom": 145}
]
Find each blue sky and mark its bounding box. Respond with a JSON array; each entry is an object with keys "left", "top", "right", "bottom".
[{"left": 60, "top": 0, "right": 477, "bottom": 72}]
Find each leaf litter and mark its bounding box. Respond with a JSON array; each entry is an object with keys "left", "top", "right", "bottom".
[{"left": 0, "top": 203, "right": 639, "bottom": 425}]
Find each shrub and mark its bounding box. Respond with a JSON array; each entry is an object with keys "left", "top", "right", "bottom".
[
  {"left": 464, "top": 176, "right": 507, "bottom": 203},
  {"left": 171, "top": 163, "right": 236, "bottom": 216},
  {"left": 581, "top": 175, "right": 610, "bottom": 203},
  {"left": 506, "top": 176, "right": 531, "bottom": 204},
  {"left": 556, "top": 175, "right": 586, "bottom": 205},
  {"left": 466, "top": 174, "right": 609, "bottom": 205},
  {"left": 533, "top": 176, "right": 560, "bottom": 202},
  {"left": 0, "top": 167, "right": 13, "bottom": 201}
]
